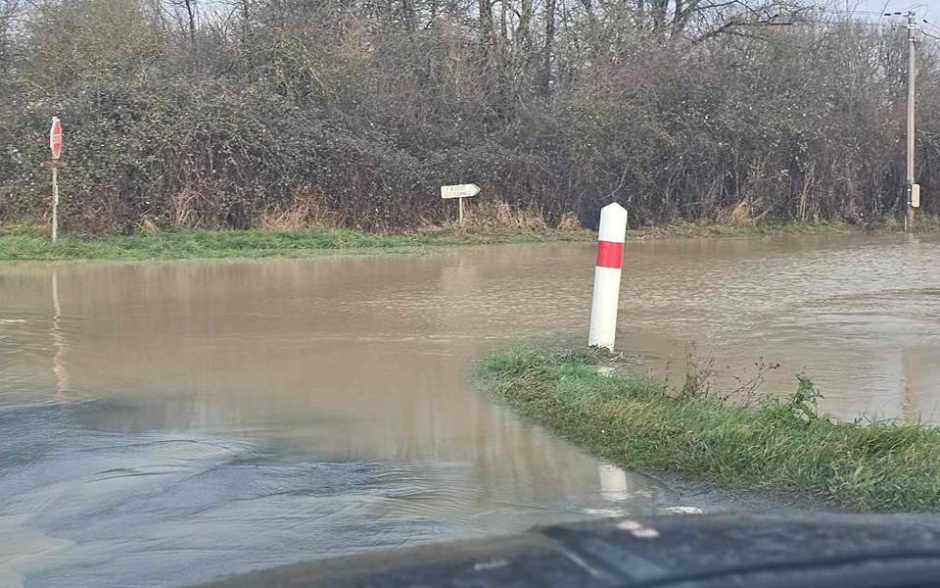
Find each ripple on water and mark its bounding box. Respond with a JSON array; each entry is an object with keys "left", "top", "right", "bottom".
[
  {"left": 0, "top": 402, "right": 494, "bottom": 586},
  {"left": 3, "top": 239, "right": 939, "bottom": 585}
]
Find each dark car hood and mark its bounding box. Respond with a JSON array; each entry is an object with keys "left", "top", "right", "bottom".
[{"left": 196, "top": 513, "right": 940, "bottom": 587}]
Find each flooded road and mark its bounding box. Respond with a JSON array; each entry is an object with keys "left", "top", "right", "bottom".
[{"left": 1, "top": 233, "right": 939, "bottom": 585}]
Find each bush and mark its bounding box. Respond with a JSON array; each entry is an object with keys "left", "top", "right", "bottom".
[{"left": 2, "top": 1, "right": 938, "bottom": 232}]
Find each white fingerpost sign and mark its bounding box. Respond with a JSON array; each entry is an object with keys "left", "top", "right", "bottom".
[
  {"left": 440, "top": 183, "right": 480, "bottom": 225},
  {"left": 588, "top": 203, "right": 628, "bottom": 351}
]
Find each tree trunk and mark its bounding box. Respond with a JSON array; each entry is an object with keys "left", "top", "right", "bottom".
[
  {"left": 672, "top": 0, "right": 685, "bottom": 37},
  {"left": 542, "top": 0, "right": 556, "bottom": 96},
  {"left": 479, "top": 0, "right": 494, "bottom": 44},
  {"left": 402, "top": 0, "right": 416, "bottom": 31},
  {"left": 518, "top": 0, "right": 533, "bottom": 52},
  {"left": 239, "top": 0, "right": 251, "bottom": 49},
  {"left": 184, "top": 0, "right": 196, "bottom": 54}
]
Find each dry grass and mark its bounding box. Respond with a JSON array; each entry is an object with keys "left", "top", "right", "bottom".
[
  {"left": 456, "top": 199, "right": 582, "bottom": 232},
  {"left": 556, "top": 211, "right": 582, "bottom": 231},
  {"left": 715, "top": 200, "right": 753, "bottom": 227},
  {"left": 139, "top": 218, "right": 161, "bottom": 235},
  {"left": 260, "top": 191, "right": 338, "bottom": 232},
  {"left": 172, "top": 188, "right": 201, "bottom": 228},
  {"left": 461, "top": 199, "right": 548, "bottom": 232}
]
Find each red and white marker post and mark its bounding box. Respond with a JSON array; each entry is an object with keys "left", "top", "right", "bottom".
[
  {"left": 588, "top": 203, "right": 628, "bottom": 350},
  {"left": 44, "top": 117, "right": 65, "bottom": 242}
]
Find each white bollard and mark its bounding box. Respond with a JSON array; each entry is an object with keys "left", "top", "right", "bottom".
[{"left": 588, "top": 203, "right": 627, "bottom": 350}]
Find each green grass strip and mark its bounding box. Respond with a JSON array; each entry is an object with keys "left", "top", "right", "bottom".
[
  {"left": 482, "top": 348, "right": 940, "bottom": 512},
  {"left": 0, "top": 225, "right": 593, "bottom": 262},
  {"left": 3, "top": 219, "right": 934, "bottom": 262}
]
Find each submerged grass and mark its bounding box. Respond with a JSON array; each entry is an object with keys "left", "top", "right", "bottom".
[
  {"left": 482, "top": 348, "right": 940, "bottom": 512},
  {"left": 0, "top": 224, "right": 593, "bottom": 262}
]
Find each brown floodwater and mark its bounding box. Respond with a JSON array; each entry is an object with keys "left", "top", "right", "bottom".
[{"left": 1, "top": 233, "right": 939, "bottom": 586}]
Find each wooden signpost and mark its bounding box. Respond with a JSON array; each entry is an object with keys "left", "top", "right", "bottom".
[
  {"left": 42, "top": 117, "right": 65, "bottom": 242},
  {"left": 440, "top": 183, "right": 480, "bottom": 225}
]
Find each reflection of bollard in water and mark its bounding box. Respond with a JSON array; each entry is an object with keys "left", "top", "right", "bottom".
[
  {"left": 589, "top": 203, "right": 627, "bottom": 350},
  {"left": 599, "top": 463, "right": 630, "bottom": 502}
]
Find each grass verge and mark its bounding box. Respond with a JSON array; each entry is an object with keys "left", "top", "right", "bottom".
[
  {"left": 627, "top": 216, "right": 940, "bottom": 239},
  {"left": 0, "top": 225, "right": 593, "bottom": 262},
  {"left": 2, "top": 216, "right": 935, "bottom": 262},
  {"left": 482, "top": 348, "right": 940, "bottom": 512}
]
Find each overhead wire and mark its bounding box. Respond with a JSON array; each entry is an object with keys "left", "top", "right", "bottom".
[
  {"left": 699, "top": 3, "right": 940, "bottom": 40},
  {"left": 812, "top": 7, "right": 899, "bottom": 17},
  {"left": 916, "top": 17, "right": 940, "bottom": 41},
  {"left": 920, "top": 18, "right": 940, "bottom": 31},
  {"left": 804, "top": 6, "right": 899, "bottom": 26},
  {"left": 871, "top": 7, "right": 940, "bottom": 43}
]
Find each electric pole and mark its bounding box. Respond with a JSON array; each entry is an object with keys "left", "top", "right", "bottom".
[{"left": 906, "top": 10, "right": 917, "bottom": 231}]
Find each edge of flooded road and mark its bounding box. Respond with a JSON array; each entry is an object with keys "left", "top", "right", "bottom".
[
  {"left": 1, "top": 220, "right": 932, "bottom": 263},
  {"left": 0, "top": 226, "right": 593, "bottom": 263},
  {"left": 481, "top": 347, "right": 940, "bottom": 513},
  {"left": 0, "top": 239, "right": 601, "bottom": 276}
]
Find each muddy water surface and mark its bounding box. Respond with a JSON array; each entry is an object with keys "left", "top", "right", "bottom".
[{"left": 1, "top": 234, "right": 939, "bottom": 586}]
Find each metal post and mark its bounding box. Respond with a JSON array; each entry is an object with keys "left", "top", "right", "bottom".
[
  {"left": 906, "top": 11, "right": 917, "bottom": 231},
  {"left": 51, "top": 166, "right": 59, "bottom": 243},
  {"left": 458, "top": 197, "right": 464, "bottom": 226}
]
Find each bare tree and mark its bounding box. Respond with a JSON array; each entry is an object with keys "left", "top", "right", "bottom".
[
  {"left": 627, "top": 0, "right": 810, "bottom": 42},
  {"left": 168, "top": 0, "right": 197, "bottom": 54},
  {"left": 0, "top": 0, "right": 20, "bottom": 74},
  {"left": 4, "top": 0, "right": 939, "bottom": 231},
  {"left": 542, "top": 0, "right": 556, "bottom": 95}
]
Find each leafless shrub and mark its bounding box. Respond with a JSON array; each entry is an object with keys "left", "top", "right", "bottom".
[
  {"left": 732, "top": 357, "right": 782, "bottom": 407},
  {"left": 0, "top": 1, "right": 935, "bottom": 232},
  {"left": 680, "top": 344, "right": 721, "bottom": 401}
]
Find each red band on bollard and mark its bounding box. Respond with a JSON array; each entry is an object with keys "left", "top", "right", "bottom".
[{"left": 596, "top": 240, "right": 624, "bottom": 269}]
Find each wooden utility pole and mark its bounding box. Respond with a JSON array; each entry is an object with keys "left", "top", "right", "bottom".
[{"left": 906, "top": 10, "right": 917, "bottom": 231}]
